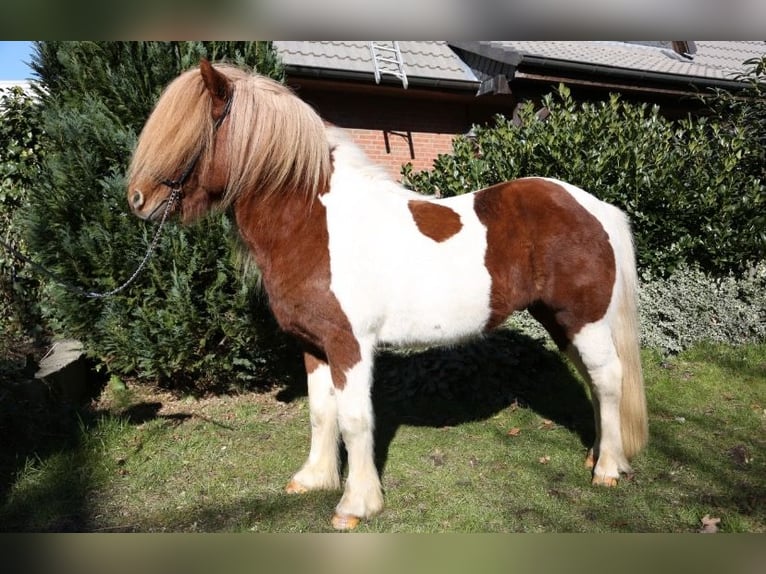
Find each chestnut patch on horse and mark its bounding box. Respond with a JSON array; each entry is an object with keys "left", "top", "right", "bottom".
[
  {"left": 234, "top": 192, "right": 360, "bottom": 390},
  {"left": 303, "top": 351, "right": 325, "bottom": 375},
  {"left": 474, "top": 179, "right": 615, "bottom": 347},
  {"left": 407, "top": 200, "right": 463, "bottom": 243}
]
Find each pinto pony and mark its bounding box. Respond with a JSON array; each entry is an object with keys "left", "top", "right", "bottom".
[{"left": 128, "top": 60, "right": 648, "bottom": 530}]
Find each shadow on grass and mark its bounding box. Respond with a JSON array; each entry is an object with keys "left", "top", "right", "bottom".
[
  {"left": 0, "top": 326, "right": 597, "bottom": 532},
  {"left": 0, "top": 362, "right": 192, "bottom": 532},
  {"left": 13, "top": 331, "right": 764, "bottom": 532},
  {"left": 277, "top": 328, "right": 596, "bottom": 481}
]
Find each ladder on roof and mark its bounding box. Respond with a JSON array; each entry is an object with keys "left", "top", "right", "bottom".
[{"left": 369, "top": 41, "right": 408, "bottom": 89}]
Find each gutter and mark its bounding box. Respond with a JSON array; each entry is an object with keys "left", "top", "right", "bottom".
[{"left": 281, "top": 64, "right": 481, "bottom": 93}]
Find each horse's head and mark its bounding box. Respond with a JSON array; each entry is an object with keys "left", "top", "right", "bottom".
[
  {"left": 128, "top": 59, "right": 236, "bottom": 224},
  {"left": 129, "top": 59, "right": 332, "bottom": 225}
]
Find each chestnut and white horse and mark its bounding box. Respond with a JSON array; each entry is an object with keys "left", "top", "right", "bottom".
[{"left": 128, "top": 60, "right": 648, "bottom": 529}]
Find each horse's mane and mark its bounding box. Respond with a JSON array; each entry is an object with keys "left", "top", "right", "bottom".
[{"left": 129, "top": 63, "right": 331, "bottom": 206}]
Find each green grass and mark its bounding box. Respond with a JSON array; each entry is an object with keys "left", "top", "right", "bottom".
[{"left": 1, "top": 335, "right": 764, "bottom": 532}]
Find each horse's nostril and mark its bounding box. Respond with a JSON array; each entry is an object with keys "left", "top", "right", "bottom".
[{"left": 132, "top": 190, "right": 144, "bottom": 208}]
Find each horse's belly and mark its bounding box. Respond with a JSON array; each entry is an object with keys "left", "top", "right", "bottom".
[
  {"left": 376, "top": 287, "right": 491, "bottom": 346},
  {"left": 323, "top": 190, "right": 493, "bottom": 346}
]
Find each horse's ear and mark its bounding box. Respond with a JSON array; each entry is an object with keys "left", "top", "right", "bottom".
[{"left": 199, "top": 58, "right": 232, "bottom": 121}]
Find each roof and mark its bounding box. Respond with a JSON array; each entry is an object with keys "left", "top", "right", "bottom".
[
  {"left": 273, "top": 41, "right": 766, "bottom": 94},
  {"left": 451, "top": 41, "right": 766, "bottom": 85},
  {"left": 273, "top": 41, "right": 479, "bottom": 89}
]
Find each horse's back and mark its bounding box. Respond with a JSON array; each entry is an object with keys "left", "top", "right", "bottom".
[{"left": 320, "top": 169, "right": 622, "bottom": 346}]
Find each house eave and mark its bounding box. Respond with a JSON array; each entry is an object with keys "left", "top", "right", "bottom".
[
  {"left": 518, "top": 54, "right": 749, "bottom": 93},
  {"left": 281, "top": 64, "right": 481, "bottom": 94}
]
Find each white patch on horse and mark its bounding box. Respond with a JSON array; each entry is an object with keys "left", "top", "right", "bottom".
[
  {"left": 333, "top": 339, "right": 383, "bottom": 519},
  {"left": 321, "top": 128, "right": 493, "bottom": 347},
  {"left": 288, "top": 361, "right": 341, "bottom": 491}
]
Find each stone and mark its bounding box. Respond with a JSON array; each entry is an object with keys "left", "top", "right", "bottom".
[{"left": 34, "top": 339, "right": 92, "bottom": 404}]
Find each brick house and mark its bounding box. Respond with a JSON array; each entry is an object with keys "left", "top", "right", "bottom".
[
  {"left": 273, "top": 41, "right": 766, "bottom": 181},
  {"left": 273, "top": 42, "right": 491, "bottom": 180}
]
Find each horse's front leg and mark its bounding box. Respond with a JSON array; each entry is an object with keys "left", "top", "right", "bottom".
[
  {"left": 285, "top": 351, "right": 341, "bottom": 493},
  {"left": 331, "top": 339, "right": 383, "bottom": 530}
]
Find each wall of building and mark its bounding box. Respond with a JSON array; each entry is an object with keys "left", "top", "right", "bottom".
[
  {"left": 340, "top": 127, "right": 458, "bottom": 179},
  {"left": 288, "top": 81, "right": 515, "bottom": 181},
  {"left": 285, "top": 72, "right": 715, "bottom": 186}
]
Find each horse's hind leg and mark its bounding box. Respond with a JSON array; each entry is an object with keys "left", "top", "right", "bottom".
[
  {"left": 286, "top": 352, "right": 341, "bottom": 493},
  {"left": 570, "top": 320, "right": 632, "bottom": 486}
]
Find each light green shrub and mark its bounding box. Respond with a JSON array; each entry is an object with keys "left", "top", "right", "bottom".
[{"left": 639, "top": 263, "right": 766, "bottom": 354}]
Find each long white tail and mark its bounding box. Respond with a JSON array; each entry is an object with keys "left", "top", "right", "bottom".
[{"left": 611, "top": 215, "right": 648, "bottom": 460}]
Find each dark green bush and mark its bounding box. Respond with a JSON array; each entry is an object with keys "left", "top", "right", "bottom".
[
  {"left": 22, "top": 41, "right": 294, "bottom": 391},
  {"left": 706, "top": 56, "right": 766, "bottom": 181},
  {"left": 402, "top": 83, "right": 765, "bottom": 277}
]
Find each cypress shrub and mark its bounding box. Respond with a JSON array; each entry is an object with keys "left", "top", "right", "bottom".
[{"left": 22, "top": 41, "right": 294, "bottom": 391}]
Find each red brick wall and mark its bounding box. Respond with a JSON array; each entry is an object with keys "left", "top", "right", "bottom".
[
  {"left": 342, "top": 128, "right": 458, "bottom": 180},
  {"left": 287, "top": 82, "right": 513, "bottom": 182}
]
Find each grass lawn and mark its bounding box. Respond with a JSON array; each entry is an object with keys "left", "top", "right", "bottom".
[{"left": 1, "top": 332, "right": 764, "bottom": 532}]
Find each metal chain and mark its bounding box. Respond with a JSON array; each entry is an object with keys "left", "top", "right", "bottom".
[{"left": 0, "top": 187, "right": 180, "bottom": 300}]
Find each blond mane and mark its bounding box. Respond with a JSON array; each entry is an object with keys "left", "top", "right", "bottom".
[{"left": 129, "top": 63, "right": 331, "bottom": 206}]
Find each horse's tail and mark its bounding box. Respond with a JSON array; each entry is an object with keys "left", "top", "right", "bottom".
[{"left": 610, "top": 211, "right": 648, "bottom": 461}]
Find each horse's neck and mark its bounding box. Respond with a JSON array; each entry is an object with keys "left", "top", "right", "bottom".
[{"left": 233, "top": 191, "right": 327, "bottom": 291}]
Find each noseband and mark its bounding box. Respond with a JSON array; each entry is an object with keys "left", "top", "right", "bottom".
[{"left": 159, "top": 94, "right": 233, "bottom": 199}]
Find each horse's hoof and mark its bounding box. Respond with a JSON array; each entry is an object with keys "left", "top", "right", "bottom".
[
  {"left": 332, "top": 513, "right": 361, "bottom": 530},
  {"left": 591, "top": 474, "right": 618, "bottom": 487},
  {"left": 285, "top": 479, "right": 309, "bottom": 494},
  {"left": 584, "top": 450, "right": 595, "bottom": 469}
]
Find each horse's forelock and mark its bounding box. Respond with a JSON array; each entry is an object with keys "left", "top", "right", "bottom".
[{"left": 128, "top": 68, "right": 212, "bottom": 187}]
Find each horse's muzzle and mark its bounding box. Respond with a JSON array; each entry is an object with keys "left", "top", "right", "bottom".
[{"left": 131, "top": 190, "right": 145, "bottom": 211}]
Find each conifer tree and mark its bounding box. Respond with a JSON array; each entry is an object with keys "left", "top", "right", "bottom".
[{"left": 23, "top": 41, "right": 292, "bottom": 390}]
